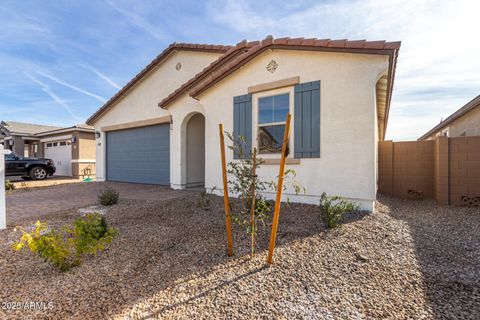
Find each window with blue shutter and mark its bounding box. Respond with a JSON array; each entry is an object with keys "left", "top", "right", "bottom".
[
  {"left": 233, "top": 94, "right": 252, "bottom": 159},
  {"left": 294, "top": 81, "right": 320, "bottom": 158}
]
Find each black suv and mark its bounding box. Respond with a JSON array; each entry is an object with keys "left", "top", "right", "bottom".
[{"left": 5, "top": 152, "right": 56, "bottom": 180}]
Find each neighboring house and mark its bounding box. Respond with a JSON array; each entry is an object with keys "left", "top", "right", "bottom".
[
  {"left": 0, "top": 121, "right": 96, "bottom": 177},
  {"left": 0, "top": 121, "right": 61, "bottom": 157},
  {"left": 418, "top": 95, "right": 480, "bottom": 140},
  {"left": 86, "top": 36, "right": 400, "bottom": 210}
]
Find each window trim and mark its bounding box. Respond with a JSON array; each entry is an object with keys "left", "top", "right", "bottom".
[{"left": 252, "top": 87, "right": 295, "bottom": 159}]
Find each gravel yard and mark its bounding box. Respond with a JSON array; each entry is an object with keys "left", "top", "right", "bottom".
[{"left": 0, "top": 194, "right": 478, "bottom": 319}]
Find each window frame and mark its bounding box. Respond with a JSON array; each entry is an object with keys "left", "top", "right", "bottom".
[{"left": 252, "top": 87, "right": 295, "bottom": 158}]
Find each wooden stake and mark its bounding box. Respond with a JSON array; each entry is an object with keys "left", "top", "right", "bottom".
[
  {"left": 249, "top": 148, "right": 257, "bottom": 259},
  {"left": 267, "top": 113, "right": 292, "bottom": 264},
  {"left": 219, "top": 124, "right": 234, "bottom": 256}
]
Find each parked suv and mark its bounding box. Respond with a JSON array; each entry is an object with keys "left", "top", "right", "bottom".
[{"left": 5, "top": 152, "right": 56, "bottom": 180}]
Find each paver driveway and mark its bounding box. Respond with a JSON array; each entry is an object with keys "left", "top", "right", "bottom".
[{"left": 6, "top": 182, "right": 197, "bottom": 225}]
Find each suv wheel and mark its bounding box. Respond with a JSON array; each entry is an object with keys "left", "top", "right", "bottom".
[{"left": 30, "top": 167, "right": 48, "bottom": 180}]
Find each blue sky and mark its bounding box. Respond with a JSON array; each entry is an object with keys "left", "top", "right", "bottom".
[{"left": 0, "top": 0, "right": 479, "bottom": 140}]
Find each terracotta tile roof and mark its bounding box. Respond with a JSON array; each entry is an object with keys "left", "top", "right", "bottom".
[
  {"left": 186, "top": 36, "right": 400, "bottom": 140},
  {"left": 86, "top": 42, "right": 232, "bottom": 125},
  {"left": 158, "top": 40, "right": 258, "bottom": 108},
  {"left": 418, "top": 95, "right": 480, "bottom": 140},
  {"left": 189, "top": 36, "right": 401, "bottom": 99}
]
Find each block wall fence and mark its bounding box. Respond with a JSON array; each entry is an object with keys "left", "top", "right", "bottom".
[{"left": 378, "top": 136, "right": 480, "bottom": 206}]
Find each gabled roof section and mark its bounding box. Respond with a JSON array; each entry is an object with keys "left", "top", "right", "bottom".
[
  {"left": 159, "top": 40, "right": 259, "bottom": 108},
  {"left": 1, "top": 121, "right": 62, "bottom": 135},
  {"left": 189, "top": 36, "right": 400, "bottom": 99},
  {"left": 418, "top": 95, "right": 480, "bottom": 141},
  {"left": 86, "top": 42, "right": 232, "bottom": 125},
  {"left": 186, "top": 36, "right": 400, "bottom": 141}
]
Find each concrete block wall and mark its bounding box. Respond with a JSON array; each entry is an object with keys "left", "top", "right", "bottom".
[
  {"left": 379, "top": 136, "right": 480, "bottom": 206},
  {"left": 434, "top": 136, "right": 449, "bottom": 205},
  {"left": 448, "top": 137, "right": 480, "bottom": 206},
  {"left": 378, "top": 140, "right": 434, "bottom": 199}
]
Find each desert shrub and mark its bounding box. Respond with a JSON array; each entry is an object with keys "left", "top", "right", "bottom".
[
  {"left": 13, "top": 214, "right": 117, "bottom": 271},
  {"left": 98, "top": 188, "right": 119, "bottom": 206},
  {"left": 197, "top": 187, "right": 216, "bottom": 210},
  {"left": 225, "top": 132, "right": 304, "bottom": 257},
  {"left": 68, "top": 214, "right": 117, "bottom": 257},
  {"left": 319, "top": 192, "right": 359, "bottom": 229},
  {"left": 5, "top": 180, "right": 15, "bottom": 191}
]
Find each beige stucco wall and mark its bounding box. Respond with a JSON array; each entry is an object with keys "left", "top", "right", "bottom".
[
  {"left": 74, "top": 131, "right": 96, "bottom": 178},
  {"left": 427, "top": 106, "right": 480, "bottom": 140},
  {"left": 169, "top": 49, "right": 389, "bottom": 210},
  {"left": 92, "top": 50, "right": 224, "bottom": 181}
]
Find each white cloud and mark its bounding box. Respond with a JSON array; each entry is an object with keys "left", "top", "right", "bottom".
[
  {"left": 36, "top": 71, "right": 106, "bottom": 103},
  {"left": 79, "top": 63, "right": 121, "bottom": 90},
  {"left": 208, "top": 0, "right": 480, "bottom": 140},
  {"left": 25, "top": 74, "right": 84, "bottom": 123},
  {"left": 104, "top": 0, "right": 166, "bottom": 41}
]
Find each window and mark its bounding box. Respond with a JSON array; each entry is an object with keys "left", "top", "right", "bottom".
[
  {"left": 5, "top": 153, "right": 16, "bottom": 160},
  {"left": 257, "top": 93, "right": 289, "bottom": 153},
  {"left": 46, "top": 143, "right": 53, "bottom": 147},
  {"left": 59, "top": 141, "right": 67, "bottom": 146},
  {"left": 52, "top": 142, "right": 58, "bottom": 147}
]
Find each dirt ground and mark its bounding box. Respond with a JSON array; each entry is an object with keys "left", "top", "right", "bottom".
[{"left": 0, "top": 194, "right": 478, "bottom": 319}]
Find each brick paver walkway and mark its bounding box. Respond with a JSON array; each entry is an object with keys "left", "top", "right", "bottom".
[{"left": 6, "top": 182, "right": 197, "bottom": 225}]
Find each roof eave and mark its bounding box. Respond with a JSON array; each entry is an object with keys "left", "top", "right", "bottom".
[{"left": 86, "top": 44, "right": 232, "bottom": 125}]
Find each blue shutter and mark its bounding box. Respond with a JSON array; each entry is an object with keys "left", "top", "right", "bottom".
[
  {"left": 294, "top": 81, "right": 320, "bottom": 158},
  {"left": 233, "top": 94, "right": 252, "bottom": 159}
]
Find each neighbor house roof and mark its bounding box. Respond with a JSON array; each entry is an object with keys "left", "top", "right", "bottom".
[
  {"left": 35, "top": 124, "right": 95, "bottom": 137},
  {"left": 0, "top": 121, "right": 62, "bottom": 136},
  {"left": 418, "top": 95, "right": 480, "bottom": 140},
  {"left": 86, "top": 43, "right": 232, "bottom": 125}
]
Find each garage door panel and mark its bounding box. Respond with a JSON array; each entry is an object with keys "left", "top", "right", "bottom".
[{"left": 106, "top": 124, "right": 169, "bottom": 185}]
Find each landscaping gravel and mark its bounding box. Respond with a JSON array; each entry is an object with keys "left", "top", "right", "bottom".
[{"left": 0, "top": 194, "right": 478, "bottom": 319}]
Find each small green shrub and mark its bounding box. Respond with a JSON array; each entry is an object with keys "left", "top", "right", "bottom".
[
  {"left": 68, "top": 214, "right": 117, "bottom": 257},
  {"left": 5, "top": 180, "right": 15, "bottom": 191},
  {"left": 98, "top": 188, "right": 119, "bottom": 206},
  {"left": 319, "top": 192, "right": 359, "bottom": 229},
  {"left": 13, "top": 214, "right": 117, "bottom": 271}
]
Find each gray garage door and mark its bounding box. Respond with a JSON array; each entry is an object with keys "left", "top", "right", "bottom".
[{"left": 106, "top": 124, "right": 170, "bottom": 185}]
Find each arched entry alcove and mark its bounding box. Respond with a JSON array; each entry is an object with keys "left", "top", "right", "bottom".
[{"left": 184, "top": 113, "right": 205, "bottom": 187}]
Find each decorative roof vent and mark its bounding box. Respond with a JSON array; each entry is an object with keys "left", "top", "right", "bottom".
[
  {"left": 266, "top": 60, "right": 278, "bottom": 73},
  {"left": 176, "top": 62, "right": 182, "bottom": 71}
]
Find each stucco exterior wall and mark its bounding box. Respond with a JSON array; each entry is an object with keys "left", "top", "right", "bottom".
[
  {"left": 426, "top": 106, "right": 480, "bottom": 140},
  {"left": 170, "top": 50, "right": 389, "bottom": 210},
  {"left": 12, "top": 136, "right": 24, "bottom": 156},
  {"left": 93, "top": 50, "right": 223, "bottom": 180},
  {"left": 74, "top": 131, "right": 96, "bottom": 178}
]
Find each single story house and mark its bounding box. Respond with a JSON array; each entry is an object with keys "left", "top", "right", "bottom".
[
  {"left": 0, "top": 121, "right": 96, "bottom": 177},
  {"left": 86, "top": 36, "right": 401, "bottom": 210},
  {"left": 0, "top": 121, "right": 61, "bottom": 157},
  {"left": 418, "top": 95, "right": 480, "bottom": 140}
]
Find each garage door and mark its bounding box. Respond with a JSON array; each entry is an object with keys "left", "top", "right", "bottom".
[
  {"left": 45, "top": 140, "right": 72, "bottom": 176},
  {"left": 106, "top": 124, "right": 170, "bottom": 185}
]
